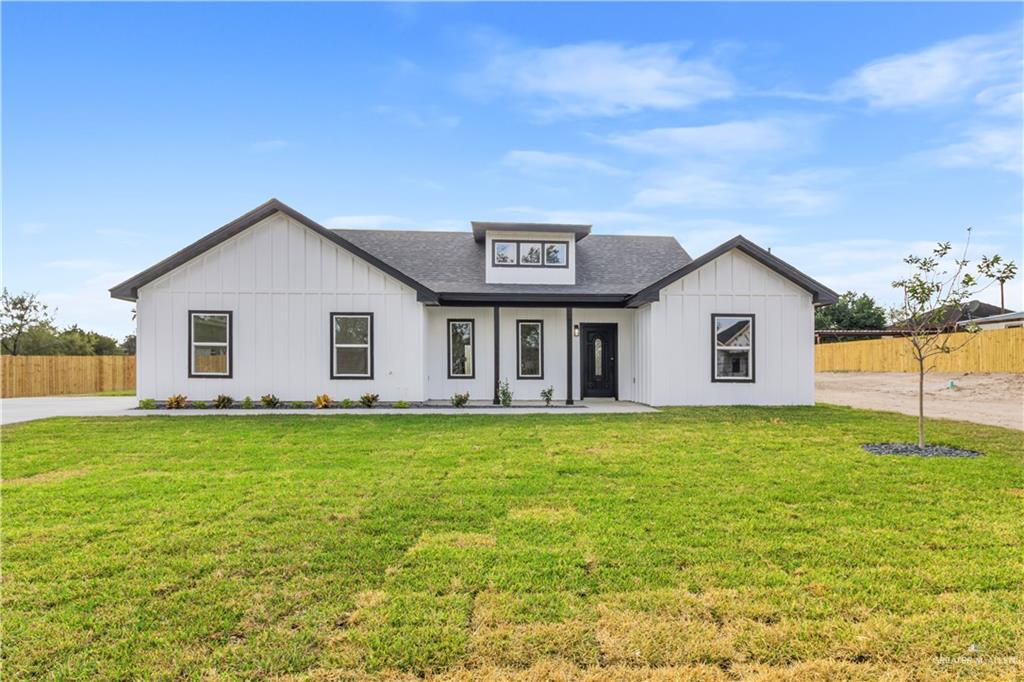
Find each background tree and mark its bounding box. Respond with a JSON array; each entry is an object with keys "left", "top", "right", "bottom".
[
  {"left": 1, "top": 289, "right": 54, "bottom": 356},
  {"left": 978, "top": 255, "right": 1017, "bottom": 312},
  {"left": 120, "top": 334, "right": 137, "bottom": 355},
  {"left": 815, "top": 291, "right": 887, "bottom": 331},
  {"left": 891, "top": 228, "right": 1012, "bottom": 447}
]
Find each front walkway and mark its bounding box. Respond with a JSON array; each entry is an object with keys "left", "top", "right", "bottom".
[{"left": 1, "top": 396, "right": 655, "bottom": 425}]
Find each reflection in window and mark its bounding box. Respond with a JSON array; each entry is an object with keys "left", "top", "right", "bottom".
[
  {"left": 519, "top": 243, "right": 542, "bottom": 265},
  {"left": 594, "top": 337, "right": 603, "bottom": 376},
  {"left": 449, "top": 320, "right": 475, "bottom": 377},
  {"left": 190, "top": 312, "right": 230, "bottom": 376},
  {"left": 493, "top": 241, "right": 516, "bottom": 265},
  {"left": 332, "top": 314, "right": 372, "bottom": 378},
  {"left": 713, "top": 315, "right": 753, "bottom": 381},
  {"left": 544, "top": 243, "right": 567, "bottom": 266},
  {"left": 517, "top": 321, "right": 543, "bottom": 378}
]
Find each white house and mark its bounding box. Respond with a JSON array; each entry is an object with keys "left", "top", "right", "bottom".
[{"left": 110, "top": 199, "right": 837, "bottom": 405}]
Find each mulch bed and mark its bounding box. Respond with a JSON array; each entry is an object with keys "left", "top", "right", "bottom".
[{"left": 861, "top": 442, "right": 983, "bottom": 458}]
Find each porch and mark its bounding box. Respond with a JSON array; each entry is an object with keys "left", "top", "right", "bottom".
[{"left": 423, "top": 305, "right": 641, "bottom": 405}]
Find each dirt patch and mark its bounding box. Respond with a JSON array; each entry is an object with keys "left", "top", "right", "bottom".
[{"left": 816, "top": 372, "right": 1024, "bottom": 431}]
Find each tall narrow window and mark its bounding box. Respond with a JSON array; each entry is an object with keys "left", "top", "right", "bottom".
[
  {"left": 448, "top": 319, "right": 475, "bottom": 378},
  {"left": 189, "top": 311, "right": 232, "bottom": 377},
  {"left": 712, "top": 314, "right": 754, "bottom": 382},
  {"left": 517, "top": 320, "right": 543, "bottom": 379},
  {"left": 331, "top": 313, "right": 373, "bottom": 379}
]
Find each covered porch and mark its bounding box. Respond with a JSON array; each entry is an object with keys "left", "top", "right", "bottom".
[{"left": 423, "top": 303, "right": 642, "bottom": 405}]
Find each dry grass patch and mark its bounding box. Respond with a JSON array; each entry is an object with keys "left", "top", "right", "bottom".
[
  {"left": 596, "top": 607, "right": 734, "bottom": 666},
  {"left": 506, "top": 506, "right": 580, "bottom": 523},
  {"left": 2, "top": 466, "right": 89, "bottom": 486},
  {"left": 466, "top": 621, "right": 599, "bottom": 668}
]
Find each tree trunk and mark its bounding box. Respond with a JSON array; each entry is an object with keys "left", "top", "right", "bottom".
[
  {"left": 917, "top": 358, "right": 925, "bottom": 448},
  {"left": 1001, "top": 281, "right": 1005, "bottom": 312}
]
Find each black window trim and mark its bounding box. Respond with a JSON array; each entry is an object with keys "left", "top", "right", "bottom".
[
  {"left": 188, "top": 310, "right": 233, "bottom": 378},
  {"left": 330, "top": 312, "right": 374, "bottom": 380},
  {"left": 447, "top": 318, "right": 476, "bottom": 379},
  {"left": 516, "top": 319, "right": 544, "bottom": 380},
  {"left": 711, "top": 313, "right": 755, "bottom": 383},
  {"left": 491, "top": 239, "right": 570, "bottom": 269}
]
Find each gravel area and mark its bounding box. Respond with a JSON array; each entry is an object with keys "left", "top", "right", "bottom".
[
  {"left": 816, "top": 372, "right": 1023, "bottom": 430},
  {"left": 862, "top": 442, "right": 983, "bottom": 458}
]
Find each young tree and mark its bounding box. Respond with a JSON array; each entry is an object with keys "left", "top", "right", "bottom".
[
  {"left": 815, "top": 291, "right": 887, "bottom": 332},
  {"left": 0, "top": 289, "right": 54, "bottom": 356},
  {"left": 891, "top": 229, "right": 1013, "bottom": 447},
  {"left": 978, "top": 255, "right": 1017, "bottom": 312}
]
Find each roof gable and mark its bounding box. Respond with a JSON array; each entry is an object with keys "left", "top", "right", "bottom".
[
  {"left": 108, "top": 199, "right": 439, "bottom": 302},
  {"left": 626, "top": 235, "right": 838, "bottom": 307}
]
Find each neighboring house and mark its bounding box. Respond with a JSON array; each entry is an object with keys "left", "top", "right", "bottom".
[
  {"left": 957, "top": 310, "right": 1023, "bottom": 330},
  {"left": 110, "top": 199, "right": 837, "bottom": 405},
  {"left": 891, "top": 299, "right": 1012, "bottom": 332}
]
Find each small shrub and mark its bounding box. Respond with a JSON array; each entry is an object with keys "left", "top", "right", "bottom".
[
  {"left": 393, "top": 400, "right": 410, "bottom": 409},
  {"left": 242, "top": 396, "right": 254, "bottom": 409},
  {"left": 138, "top": 398, "right": 157, "bottom": 410},
  {"left": 340, "top": 398, "right": 354, "bottom": 409},
  {"left": 166, "top": 394, "right": 187, "bottom": 409},
  {"left": 540, "top": 386, "right": 554, "bottom": 407},
  {"left": 498, "top": 379, "right": 513, "bottom": 407},
  {"left": 192, "top": 400, "right": 208, "bottom": 409},
  {"left": 260, "top": 394, "right": 280, "bottom": 408},
  {"left": 213, "top": 394, "right": 234, "bottom": 409},
  {"left": 290, "top": 401, "right": 304, "bottom": 409},
  {"left": 360, "top": 393, "right": 379, "bottom": 408},
  {"left": 450, "top": 391, "right": 470, "bottom": 408},
  {"left": 313, "top": 393, "right": 333, "bottom": 409}
]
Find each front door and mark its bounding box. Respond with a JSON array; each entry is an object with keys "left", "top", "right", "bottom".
[{"left": 580, "top": 324, "right": 617, "bottom": 399}]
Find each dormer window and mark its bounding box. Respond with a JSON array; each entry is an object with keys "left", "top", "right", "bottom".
[{"left": 492, "top": 240, "right": 570, "bottom": 268}]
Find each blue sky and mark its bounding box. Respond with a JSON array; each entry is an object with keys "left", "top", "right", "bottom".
[{"left": 3, "top": 2, "right": 1022, "bottom": 338}]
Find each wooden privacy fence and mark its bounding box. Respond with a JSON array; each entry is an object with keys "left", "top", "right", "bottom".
[
  {"left": 815, "top": 327, "right": 1024, "bottom": 373},
  {"left": 1, "top": 356, "right": 136, "bottom": 398}
]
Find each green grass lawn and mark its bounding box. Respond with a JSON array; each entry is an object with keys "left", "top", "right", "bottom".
[{"left": 2, "top": 407, "right": 1022, "bottom": 680}]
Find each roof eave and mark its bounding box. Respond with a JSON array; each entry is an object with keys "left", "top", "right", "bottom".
[
  {"left": 625, "top": 235, "right": 839, "bottom": 308},
  {"left": 108, "top": 199, "right": 439, "bottom": 303}
]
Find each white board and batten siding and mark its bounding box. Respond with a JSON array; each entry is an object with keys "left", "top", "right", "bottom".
[
  {"left": 643, "top": 249, "right": 815, "bottom": 405},
  {"left": 135, "top": 214, "right": 424, "bottom": 401}
]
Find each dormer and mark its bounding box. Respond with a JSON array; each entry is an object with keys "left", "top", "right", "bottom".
[{"left": 472, "top": 221, "right": 590, "bottom": 285}]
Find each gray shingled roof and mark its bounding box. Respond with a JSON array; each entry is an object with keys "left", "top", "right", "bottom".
[{"left": 332, "top": 229, "right": 692, "bottom": 295}]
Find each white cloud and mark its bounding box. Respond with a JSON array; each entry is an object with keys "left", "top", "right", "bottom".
[
  {"left": 494, "top": 205, "right": 657, "bottom": 230},
  {"left": 40, "top": 269, "right": 137, "bottom": 339},
  {"left": 633, "top": 169, "right": 838, "bottom": 215},
  {"left": 469, "top": 41, "right": 734, "bottom": 117},
  {"left": 46, "top": 258, "right": 114, "bottom": 271},
  {"left": 924, "top": 125, "right": 1022, "bottom": 175},
  {"left": 372, "top": 105, "right": 460, "bottom": 129},
  {"left": 778, "top": 235, "right": 1021, "bottom": 311},
  {"left": 502, "top": 150, "right": 624, "bottom": 176},
  {"left": 19, "top": 222, "right": 48, "bottom": 235},
  {"left": 975, "top": 82, "right": 1023, "bottom": 117},
  {"left": 604, "top": 118, "right": 801, "bottom": 157},
  {"left": 834, "top": 30, "right": 1021, "bottom": 109}
]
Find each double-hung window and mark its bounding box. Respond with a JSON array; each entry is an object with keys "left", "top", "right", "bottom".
[
  {"left": 517, "top": 320, "right": 543, "bottom": 379},
  {"left": 331, "top": 313, "right": 373, "bottom": 379},
  {"left": 712, "top": 314, "right": 754, "bottom": 382},
  {"left": 448, "top": 319, "right": 475, "bottom": 378},
  {"left": 189, "top": 311, "right": 232, "bottom": 377}
]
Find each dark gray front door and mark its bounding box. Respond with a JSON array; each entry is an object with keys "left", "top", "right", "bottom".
[{"left": 581, "top": 324, "right": 616, "bottom": 398}]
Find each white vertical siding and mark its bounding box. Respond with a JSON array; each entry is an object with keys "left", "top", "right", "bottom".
[
  {"left": 644, "top": 249, "right": 815, "bottom": 405},
  {"left": 135, "top": 214, "right": 424, "bottom": 401}
]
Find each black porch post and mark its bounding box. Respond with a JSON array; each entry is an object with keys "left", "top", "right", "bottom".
[
  {"left": 565, "top": 306, "right": 574, "bottom": 405},
  {"left": 493, "top": 305, "right": 500, "bottom": 405}
]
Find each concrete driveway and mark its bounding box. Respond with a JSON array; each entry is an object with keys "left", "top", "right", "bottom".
[{"left": 1, "top": 396, "right": 139, "bottom": 425}]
